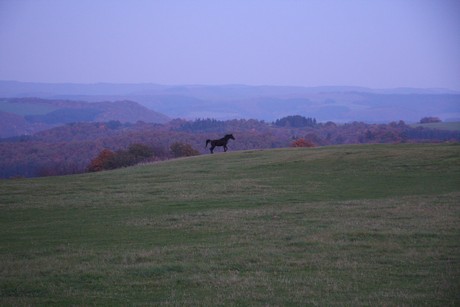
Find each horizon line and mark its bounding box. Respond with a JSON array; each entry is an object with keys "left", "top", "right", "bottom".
[{"left": 1, "top": 80, "right": 459, "bottom": 93}]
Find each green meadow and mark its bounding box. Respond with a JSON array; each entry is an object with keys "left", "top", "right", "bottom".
[{"left": 1, "top": 143, "right": 459, "bottom": 305}]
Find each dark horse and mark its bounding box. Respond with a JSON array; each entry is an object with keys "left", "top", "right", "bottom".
[{"left": 205, "top": 134, "right": 235, "bottom": 154}]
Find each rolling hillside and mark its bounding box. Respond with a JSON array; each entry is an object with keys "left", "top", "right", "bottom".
[
  {"left": 0, "top": 144, "right": 459, "bottom": 305},
  {"left": 1, "top": 81, "right": 459, "bottom": 123},
  {"left": 0, "top": 98, "right": 169, "bottom": 138}
]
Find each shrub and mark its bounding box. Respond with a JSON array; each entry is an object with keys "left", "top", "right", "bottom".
[
  {"left": 128, "top": 143, "right": 154, "bottom": 159},
  {"left": 291, "top": 138, "right": 315, "bottom": 148},
  {"left": 87, "top": 149, "right": 116, "bottom": 172},
  {"left": 170, "top": 142, "right": 200, "bottom": 158},
  {"left": 87, "top": 143, "right": 155, "bottom": 172}
]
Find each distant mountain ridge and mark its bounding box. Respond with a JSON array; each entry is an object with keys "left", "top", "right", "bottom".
[
  {"left": 1, "top": 81, "right": 458, "bottom": 96},
  {"left": 0, "top": 97, "right": 169, "bottom": 138},
  {"left": 0, "top": 81, "right": 459, "bottom": 123}
]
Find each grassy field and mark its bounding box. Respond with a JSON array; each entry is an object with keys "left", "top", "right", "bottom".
[{"left": 1, "top": 143, "right": 459, "bottom": 305}]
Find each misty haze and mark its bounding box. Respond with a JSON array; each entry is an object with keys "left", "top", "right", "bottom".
[{"left": 0, "top": 1, "right": 459, "bottom": 305}]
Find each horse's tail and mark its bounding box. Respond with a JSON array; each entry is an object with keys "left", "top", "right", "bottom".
[{"left": 205, "top": 139, "right": 211, "bottom": 148}]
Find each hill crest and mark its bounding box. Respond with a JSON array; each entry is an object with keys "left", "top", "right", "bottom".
[{"left": 0, "top": 97, "right": 169, "bottom": 137}]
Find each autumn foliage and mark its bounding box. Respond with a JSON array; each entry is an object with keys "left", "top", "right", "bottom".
[
  {"left": 170, "top": 142, "right": 200, "bottom": 158},
  {"left": 87, "top": 149, "right": 115, "bottom": 172},
  {"left": 1, "top": 116, "right": 459, "bottom": 178},
  {"left": 291, "top": 138, "right": 315, "bottom": 148},
  {"left": 87, "top": 144, "right": 154, "bottom": 172}
]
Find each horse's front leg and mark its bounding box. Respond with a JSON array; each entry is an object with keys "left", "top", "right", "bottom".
[
  {"left": 210, "top": 146, "right": 215, "bottom": 154},
  {"left": 224, "top": 145, "right": 228, "bottom": 152}
]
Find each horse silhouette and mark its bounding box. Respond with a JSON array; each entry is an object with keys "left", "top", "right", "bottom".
[{"left": 205, "top": 134, "right": 235, "bottom": 154}]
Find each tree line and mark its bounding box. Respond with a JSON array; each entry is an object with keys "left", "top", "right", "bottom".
[{"left": 1, "top": 116, "right": 459, "bottom": 178}]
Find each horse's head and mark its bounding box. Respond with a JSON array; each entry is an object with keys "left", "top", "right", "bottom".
[{"left": 226, "top": 134, "right": 235, "bottom": 140}]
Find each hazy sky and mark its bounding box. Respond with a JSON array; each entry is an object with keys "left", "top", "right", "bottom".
[{"left": 1, "top": 0, "right": 459, "bottom": 89}]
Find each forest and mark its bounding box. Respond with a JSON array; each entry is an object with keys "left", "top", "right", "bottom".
[{"left": 1, "top": 116, "right": 459, "bottom": 178}]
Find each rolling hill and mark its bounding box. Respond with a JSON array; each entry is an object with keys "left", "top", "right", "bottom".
[
  {"left": 1, "top": 143, "right": 459, "bottom": 305},
  {"left": 0, "top": 97, "right": 169, "bottom": 138},
  {"left": 1, "top": 81, "right": 459, "bottom": 123}
]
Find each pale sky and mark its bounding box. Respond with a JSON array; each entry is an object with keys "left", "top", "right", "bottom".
[{"left": 1, "top": 0, "right": 459, "bottom": 90}]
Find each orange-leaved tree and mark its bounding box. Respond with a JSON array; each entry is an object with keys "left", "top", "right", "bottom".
[
  {"left": 291, "top": 138, "right": 315, "bottom": 148},
  {"left": 87, "top": 149, "right": 116, "bottom": 172}
]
